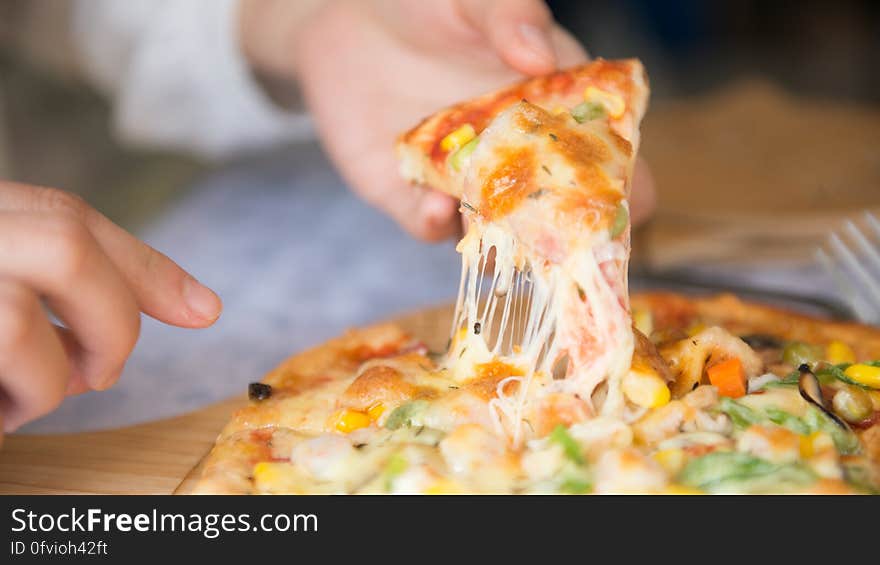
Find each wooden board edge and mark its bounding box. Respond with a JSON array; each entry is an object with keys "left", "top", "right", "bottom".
[{"left": 174, "top": 452, "right": 210, "bottom": 495}]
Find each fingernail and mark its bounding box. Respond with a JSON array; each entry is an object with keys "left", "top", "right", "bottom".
[
  {"left": 183, "top": 276, "right": 222, "bottom": 322},
  {"left": 517, "top": 23, "right": 556, "bottom": 66}
]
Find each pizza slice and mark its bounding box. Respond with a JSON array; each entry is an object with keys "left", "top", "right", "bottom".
[{"left": 397, "top": 59, "right": 649, "bottom": 444}]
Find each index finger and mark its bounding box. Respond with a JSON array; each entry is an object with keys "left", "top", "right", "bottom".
[{"left": 0, "top": 183, "right": 222, "bottom": 328}]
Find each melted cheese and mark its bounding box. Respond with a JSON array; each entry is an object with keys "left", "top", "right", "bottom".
[
  {"left": 443, "top": 102, "right": 635, "bottom": 445},
  {"left": 223, "top": 356, "right": 866, "bottom": 494}
]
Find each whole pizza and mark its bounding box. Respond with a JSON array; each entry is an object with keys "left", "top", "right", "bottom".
[{"left": 184, "top": 60, "right": 880, "bottom": 495}]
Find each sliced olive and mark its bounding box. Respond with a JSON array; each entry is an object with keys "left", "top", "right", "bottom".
[
  {"left": 798, "top": 365, "right": 824, "bottom": 406},
  {"left": 782, "top": 341, "right": 822, "bottom": 368},
  {"left": 832, "top": 386, "right": 874, "bottom": 424},
  {"left": 740, "top": 334, "right": 783, "bottom": 350},
  {"left": 248, "top": 382, "right": 273, "bottom": 401},
  {"left": 798, "top": 366, "right": 849, "bottom": 430}
]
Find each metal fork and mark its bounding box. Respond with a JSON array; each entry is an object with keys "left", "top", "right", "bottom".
[{"left": 817, "top": 212, "right": 880, "bottom": 325}]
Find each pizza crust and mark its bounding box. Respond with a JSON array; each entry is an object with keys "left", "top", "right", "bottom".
[{"left": 631, "top": 292, "right": 880, "bottom": 360}]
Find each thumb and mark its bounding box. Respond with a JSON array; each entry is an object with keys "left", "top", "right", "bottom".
[
  {"left": 630, "top": 158, "right": 657, "bottom": 227},
  {"left": 376, "top": 179, "right": 461, "bottom": 243},
  {"left": 458, "top": 0, "right": 558, "bottom": 75},
  {"left": 354, "top": 158, "right": 461, "bottom": 243}
]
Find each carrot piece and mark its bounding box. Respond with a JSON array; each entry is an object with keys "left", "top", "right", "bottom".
[{"left": 707, "top": 358, "right": 746, "bottom": 398}]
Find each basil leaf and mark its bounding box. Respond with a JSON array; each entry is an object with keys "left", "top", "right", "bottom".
[
  {"left": 679, "top": 452, "right": 772, "bottom": 487},
  {"left": 678, "top": 451, "right": 815, "bottom": 494},
  {"left": 559, "top": 476, "right": 592, "bottom": 494},
  {"left": 762, "top": 370, "right": 800, "bottom": 388},
  {"left": 816, "top": 363, "right": 873, "bottom": 390},
  {"left": 382, "top": 453, "right": 408, "bottom": 492},
  {"left": 550, "top": 425, "right": 585, "bottom": 465},
  {"left": 765, "top": 408, "right": 811, "bottom": 435},
  {"left": 716, "top": 397, "right": 763, "bottom": 429}
]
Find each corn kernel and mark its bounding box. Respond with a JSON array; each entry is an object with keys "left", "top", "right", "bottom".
[
  {"left": 331, "top": 409, "right": 371, "bottom": 433},
  {"left": 253, "top": 461, "right": 276, "bottom": 483},
  {"left": 662, "top": 484, "right": 704, "bottom": 495},
  {"left": 253, "top": 462, "right": 286, "bottom": 486},
  {"left": 843, "top": 364, "right": 880, "bottom": 389},
  {"left": 583, "top": 86, "right": 626, "bottom": 118},
  {"left": 367, "top": 402, "right": 385, "bottom": 422},
  {"left": 826, "top": 340, "right": 856, "bottom": 364},
  {"left": 799, "top": 433, "right": 817, "bottom": 458},
  {"left": 632, "top": 308, "right": 653, "bottom": 336},
  {"left": 800, "top": 431, "right": 834, "bottom": 458},
  {"left": 424, "top": 479, "right": 462, "bottom": 495},
  {"left": 252, "top": 462, "right": 299, "bottom": 493},
  {"left": 440, "top": 123, "right": 476, "bottom": 152},
  {"left": 623, "top": 366, "right": 670, "bottom": 408},
  {"left": 652, "top": 448, "right": 686, "bottom": 475}
]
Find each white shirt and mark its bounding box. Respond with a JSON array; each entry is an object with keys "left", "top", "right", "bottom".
[{"left": 72, "top": 0, "right": 312, "bottom": 159}]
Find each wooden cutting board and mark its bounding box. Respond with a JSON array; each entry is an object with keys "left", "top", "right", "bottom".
[{"left": 0, "top": 305, "right": 454, "bottom": 495}]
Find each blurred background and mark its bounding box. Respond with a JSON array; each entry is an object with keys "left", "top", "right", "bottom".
[
  {"left": 0, "top": 0, "right": 878, "bottom": 430},
  {"left": 2, "top": 0, "right": 878, "bottom": 258}
]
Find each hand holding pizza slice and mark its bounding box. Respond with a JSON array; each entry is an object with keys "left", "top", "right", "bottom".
[{"left": 397, "top": 59, "right": 650, "bottom": 441}]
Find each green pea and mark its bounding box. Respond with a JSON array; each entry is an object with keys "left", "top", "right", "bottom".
[
  {"left": 832, "top": 386, "right": 873, "bottom": 423},
  {"left": 384, "top": 400, "right": 428, "bottom": 430},
  {"left": 571, "top": 101, "right": 605, "bottom": 123},
  {"left": 782, "top": 341, "right": 822, "bottom": 368},
  {"left": 610, "top": 203, "right": 629, "bottom": 238}
]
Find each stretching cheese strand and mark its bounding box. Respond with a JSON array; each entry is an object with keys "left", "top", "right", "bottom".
[{"left": 447, "top": 220, "right": 633, "bottom": 445}]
